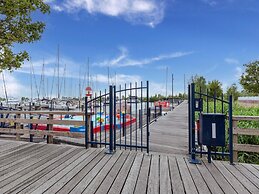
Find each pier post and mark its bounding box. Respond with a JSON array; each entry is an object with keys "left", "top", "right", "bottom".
[
  {"left": 15, "top": 114, "right": 21, "bottom": 141},
  {"left": 29, "top": 115, "right": 33, "bottom": 142},
  {"left": 47, "top": 114, "right": 53, "bottom": 144}
]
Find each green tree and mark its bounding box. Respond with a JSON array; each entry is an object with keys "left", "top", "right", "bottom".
[
  {"left": 240, "top": 61, "right": 259, "bottom": 95},
  {"left": 207, "top": 80, "right": 223, "bottom": 98},
  {"left": 192, "top": 75, "right": 207, "bottom": 93},
  {"left": 0, "top": 0, "right": 50, "bottom": 71},
  {"left": 226, "top": 83, "right": 240, "bottom": 101}
]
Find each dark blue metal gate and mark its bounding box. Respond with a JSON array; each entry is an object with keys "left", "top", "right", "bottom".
[
  {"left": 85, "top": 81, "right": 150, "bottom": 153},
  {"left": 188, "top": 83, "right": 233, "bottom": 164}
]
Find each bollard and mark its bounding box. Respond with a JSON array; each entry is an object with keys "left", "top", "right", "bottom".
[{"left": 29, "top": 116, "right": 33, "bottom": 142}]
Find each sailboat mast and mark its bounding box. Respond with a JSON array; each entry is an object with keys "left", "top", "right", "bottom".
[
  {"left": 63, "top": 64, "right": 66, "bottom": 97},
  {"left": 2, "top": 72, "right": 9, "bottom": 107},
  {"left": 30, "top": 58, "right": 33, "bottom": 103},
  {"left": 166, "top": 66, "right": 168, "bottom": 97},
  {"left": 79, "top": 64, "right": 82, "bottom": 100},
  {"left": 87, "top": 57, "right": 90, "bottom": 86},
  {"left": 57, "top": 45, "right": 60, "bottom": 99},
  {"left": 42, "top": 58, "right": 45, "bottom": 98}
]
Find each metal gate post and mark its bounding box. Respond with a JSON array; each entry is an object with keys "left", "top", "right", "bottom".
[
  {"left": 85, "top": 96, "right": 89, "bottom": 149},
  {"left": 189, "top": 83, "right": 201, "bottom": 164},
  {"left": 146, "top": 81, "right": 150, "bottom": 154},
  {"left": 113, "top": 85, "right": 116, "bottom": 151},
  {"left": 106, "top": 85, "right": 114, "bottom": 154},
  {"left": 188, "top": 84, "right": 191, "bottom": 154}
]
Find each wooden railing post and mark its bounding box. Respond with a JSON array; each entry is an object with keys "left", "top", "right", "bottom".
[
  {"left": 47, "top": 114, "right": 54, "bottom": 144},
  {"left": 233, "top": 120, "right": 238, "bottom": 162},
  {"left": 15, "top": 113, "right": 21, "bottom": 141}
]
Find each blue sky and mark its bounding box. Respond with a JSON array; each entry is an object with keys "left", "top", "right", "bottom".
[{"left": 2, "top": 0, "right": 259, "bottom": 98}]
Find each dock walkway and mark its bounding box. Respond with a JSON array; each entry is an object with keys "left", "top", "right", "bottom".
[
  {"left": 150, "top": 101, "right": 188, "bottom": 155},
  {"left": 0, "top": 139, "right": 259, "bottom": 193}
]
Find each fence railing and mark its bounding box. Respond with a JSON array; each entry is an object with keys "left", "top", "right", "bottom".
[
  {"left": 233, "top": 116, "right": 259, "bottom": 162},
  {"left": 0, "top": 110, "right": 90, "bottom": 143}
]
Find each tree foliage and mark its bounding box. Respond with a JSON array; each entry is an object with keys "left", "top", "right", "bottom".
[
  {"left": 207, "top": 80, "right": 223, "bottom": 98},
  {"left": 240, "top": 61, "right": 259, "bottom": 95},
  {"left": 192, "top": 75, "right": 207, "bottom": 94},
  {"left": 226, "top": 83, "right": 240, "bottom": 101},
  {"left": 0, "top": 0, "right": 50, "bottom": 71}
]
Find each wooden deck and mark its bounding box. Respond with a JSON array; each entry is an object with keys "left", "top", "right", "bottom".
[{"left": 0, "top": 139, "right": 259, "bottom": 194}]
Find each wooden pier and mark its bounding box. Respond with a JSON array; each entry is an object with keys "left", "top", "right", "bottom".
[
  {"left": 0, "top": 139, "right": 259, "bottom": 193},
  {"left": 149, "top": 101, "right": 188, "bottom": 155},
  {"left": 1, "top": 102, "right": 259, "bottom": 193}
]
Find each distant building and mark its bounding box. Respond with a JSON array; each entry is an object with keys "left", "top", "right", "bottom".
[{"left": 238, "top": 96, "right": 259, "bottom": 107}]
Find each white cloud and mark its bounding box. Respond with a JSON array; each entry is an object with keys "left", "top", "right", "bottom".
[
  {"left": 225, "top": 58, "right": 239, "bottom": 65},
  {"left": 95, "top": 48, "right": 193, "bottom": 67},
  {"left": 95, "top": 73, "right": 142, "bottom": 85},
  {"left": 201, "top": 0, "right": 218, "bottom": 6},
  {"left": 18, "top": 56, "right": 81, "bottom": 79},
  {"left": 49, "top": 0, "right": 166, "bottom": 27},
  {"left": 0, "top": 72, "right": 30, "bottom": 98}
]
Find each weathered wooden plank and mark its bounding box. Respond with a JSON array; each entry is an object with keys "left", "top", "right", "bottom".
[
  {"left": 0, "top": 110, "right": 86, "bottom": 115},
  {"left": 177, "top": 157, "right": 198, "bottom": 194},
  {"left": 233, "top": 128, "right": 259, "bottom": 136},
  {"left": 69, "top": 153, "right": 114, "bottom": 193},
  {"left": 0, "top": 128, "right": 85, "bottom": 138},
  {"left": 108, "top": 151, "right": 137, "bottom": 194},
  {"left": 121, "top": 152, "right": 144, "bottom": 194},
  {"left": 221, "top": 161, "right": 259, "bottom": 193},
  {"left": 56, "top": 151, "right": 108, "bottom": 193},
  {"left": 203, "top": 161, "right": 237, "bottom": 194},
  {"left": 0, "top": 143, "right": 33, "bottom": 158},
  {"left": 134, "top": 154, "right": 151, "bottom": 194},
  {"left": 234, "top": 143, "right": 259, "bottom": 153},
  {"left": 185, "top": 158, "right": 211, "bottom": 194},
  {"left": 196, "top": 160, "right": 224, "bottom": 194},
  {"left": 82, "top": 151, "right": 124, "bottom": 194},
  {"left": 29, "top": 148, "right": 97, "bottom": 194},
  {"left": 0, "top": 144, "right": 47, "bottom": 173},
  {"left": 0, "top": 144, "right": 44, "bottom": 168},
  {"left": 0, "top": 118, "right": 85, "bottom": 126},
  {"left": 0, "top": 140, "right": 10, "bottom": 145},
  {"left": 234, "top": 163, "right": 259, "bottom": 189},
  {"left": 147, "top": 154, "right": 160, "bottom": 194},
  {"left": 4, "top": 147, "right": 82, "bottom": 193},
  {"left": 213, "top": 161, "right": 249, "bottom": 194},
  {"left": 13, "top": 148, "right": 89, "bottom": 194},
  {"left": 168, "top": 156, "right": 185, "bottom": 194},
  {"left": 0, "top": 141, "right": 27, "bottom": 154},
  {"left": 94, "top": 151, "right": 130, "bottom": 194},
  {"left": 0, "top": 145, "right": 61, "bottom": 177},
  {"left": 253, "top": 164, "right": 259, "bottom": 171},
  {"left": 159, "top": 155, "right": 172, "bottom": 194},
  {"left": 0, "top": 146, "right": 71, "bottom": 192},
  {"left": 35, "top": 149, "right": 103, "bottom": 194},
  {"left": 232, "top": 116, "right": 259, "bottom": 121},
  {"left": 241, "top": 163, "right": 259, "bottom": 179},
  {"left": 0, "top": 141, "right": 12, "bottom": 148}
]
